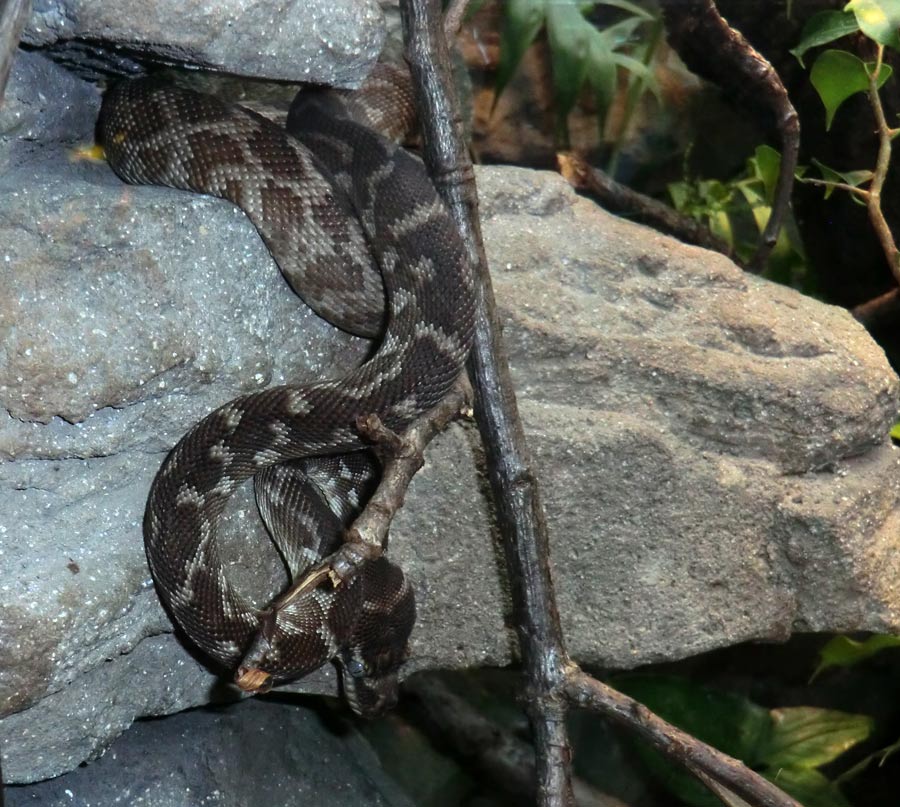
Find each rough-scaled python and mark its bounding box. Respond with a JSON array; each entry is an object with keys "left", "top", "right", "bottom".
[{"left": 99, "top": 65, "right": 475, "bottom": 716}]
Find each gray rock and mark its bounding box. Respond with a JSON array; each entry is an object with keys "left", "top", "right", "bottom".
[
  {"left": 23, "top": 0, "right": 385, "bottom": 85},
  {"left": 2, "top": 49, "right": 900, "bottom": 785},
  {"left": 0, "top": 50, "right": 100, "bottom": 172},
  {"left": 6, "top": 697, "right": 414, "bottom": 807}
]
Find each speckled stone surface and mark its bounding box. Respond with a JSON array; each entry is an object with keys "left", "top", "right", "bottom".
[
  {"left": 2, "top": 52, "right": 900, "bottom": 784},
  {"left": 6, "top": 698, "right": 414, "bottom": 807},
  {"left": 23, "top": 0, "right": 385, "bottom": 85}
]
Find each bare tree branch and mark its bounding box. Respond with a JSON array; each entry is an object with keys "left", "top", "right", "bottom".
[
  {"left": 442, "top": 0, "right": 470, "bottom": 40},
  {"left": 403, "top": 674, "right": 628, "bottom": 807},
  {"left": 400, "top": 0, "right": 576, "bottom": 803},
  {"left": 564, "top": 671, "right": 802, "bottom": 807},
  {"left": 852, "top": 287, "right": 900, "bottom": 328},
  {"left": 864, "top": 45, "right": 900, "bottom": 286},
  {"left": 347, "top": 378, "right": 472, "bottom": 550},
  {"left": 400, "top": 2, "right": 804, "bottom": 806},
  {"left": 659, "top": 0, "right": 799, "bottom": 273},
  {"left": 557, "top": 151, "right": 736, "bottom": 259}
]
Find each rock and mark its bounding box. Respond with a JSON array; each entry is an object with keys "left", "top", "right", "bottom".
[
  {"left": 2, "top": 50, "right": 900, "bottom": 784},
  {"left": 5, "top": 697, "right": 414, "bottom": 807},
  {"left": 22, "top": 0, "right": 385, "bottom": 85},
  {"left": 0, "top": 51, "right": 99, "bottom": 172}
]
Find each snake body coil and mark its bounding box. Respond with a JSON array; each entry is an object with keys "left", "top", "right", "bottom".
[{"left": 100, "top": 74, "right": 475, "bottom": 715}]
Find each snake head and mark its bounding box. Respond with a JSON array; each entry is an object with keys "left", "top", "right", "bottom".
[
  {"left": 234, "top": 610, "right": 280, "bottom": 693},
  {"left": 335, "top": 557, "right": 416, "bottom": 718},
  {"left": 337, "top": 645, "right": 408, "bottom": 718},
  {"left": 233, "top": 556, "right": 416, "bottom": 718}
]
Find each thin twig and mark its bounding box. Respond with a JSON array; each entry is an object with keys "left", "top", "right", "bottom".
[
  {"left": 803, "top": 178, "right": 870, "bottom": 200},
  {"left": 851, "top": 286, "right": 900, "bottom": 328},
  {"left": 658, "top": 0, "right": 799, "bottom": 273},
  {"left": 0, "top": 0, "right": 30, "bottom": 110},
  {"left": 442, "top": 0, "right": 470, "bottom": 40},
  {"left": 564, "top": 671, "right": 802, "bottom": 807},
  {"left": 865, "top": 45, "right": 900, "bottom": 284},
  {"left": 403, "top": 675, "right": 627, "bottom": 807},
  {"left": 558, "top": 151, "right": 735, "bottom": 259},
  {"left": 347, "top": 377, "right": 472, "bottom": 549}
]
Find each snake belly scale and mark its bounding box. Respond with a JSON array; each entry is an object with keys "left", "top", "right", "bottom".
[{"left": 99, "top": 74, "right": 475, "bottom": 715}]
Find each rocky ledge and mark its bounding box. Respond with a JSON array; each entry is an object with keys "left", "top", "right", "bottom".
[{"left": 1, "top": 51, "right": 898, "bottom": 783}]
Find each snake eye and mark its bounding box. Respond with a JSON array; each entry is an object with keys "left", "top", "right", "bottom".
[{"left": 346, "top": 658, "right": 367, "bottom": 679}]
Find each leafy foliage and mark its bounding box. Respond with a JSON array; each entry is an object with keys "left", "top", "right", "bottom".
[
  {"left": 495, "top": 0, "right": 657, "bottom": 142},
  {"left": 612, "top": 675, "right": 873, "bottom": 807},
  {"left": 668, "top": 146, "right": 810, "bottom": 289},
  {"left": 795, "top": 0, "right": 897, "bottom": 132},
  {"left": 812, "top": 634, "right": 900, "bottom": 680},
  {"left": 790, "top": 10, "right": 861, "bottom": 67},
  {"left": 809, "top": 49, "right": 892, "bottom": 130},
  {"left": 808, "top": 159, "right": 873, "bottom": 200},
  {"left": 844, "top": 0, "right": 900, "bottom": 49}
]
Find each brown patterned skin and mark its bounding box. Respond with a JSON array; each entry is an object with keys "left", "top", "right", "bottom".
[{"left": 99, "top": 75, "right": 475, "bottom": 716}]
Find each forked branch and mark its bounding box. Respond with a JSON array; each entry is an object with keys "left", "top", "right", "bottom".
[{"left": 400, "top": 2, "right": 802, "bottom": 806}]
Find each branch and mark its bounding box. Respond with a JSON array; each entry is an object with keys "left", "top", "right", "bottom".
[
  {"left": 865, "top": 45, "right": 900, "bottom": 286},
  {"left": 400, "top": 2, "right": 802, "bottom": 805},
  {"left": 564, "top": 672, "right": 802, "bottom": 807},
  {"left": 851, "top": 286, "right": 900, "bottom": 328},
  {"left": 442, "top": 0, "right": 469, "bottom": 40},
  {"left": 802, "top": 178, "right": 870, "bottom": 200},
  {"left": 0, "top": 0, "right": 29, "bottom": 110},
  {"left": 347, "top": 377, "right": 472, "bottom": 550},
  {"left": 403, "top": 675, "right": 625, "bottom": 807},
  {"left": 557, "top": 151, "right": 736, "bottom": 260},
  {"left": 658, "top": 0, "right": 799, "bottom": 273},
  {"left": 400, "top": 0, "right": 575, "bottom": 803},
  {"left": 240, "top": 379, "right": 472, "bottom": 694}
]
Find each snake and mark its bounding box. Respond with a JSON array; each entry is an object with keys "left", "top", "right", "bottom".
[{"left": 98, "top": 66, "right": 475, "bottom": 716}]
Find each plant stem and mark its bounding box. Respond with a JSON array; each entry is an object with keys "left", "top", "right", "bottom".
[
  {"left": 803, "top": 178, "right": 871, "bottom": 200},
  {"left": 866, "top": 44, "right": 900, "bottom": 284}
]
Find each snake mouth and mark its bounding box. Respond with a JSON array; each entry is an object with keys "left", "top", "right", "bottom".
[
  {"left": 234, "top": 610, "right": 278, "bottom": 692},
  {"left": 235, "top": 665, "right": 273, "bottom": 693}
]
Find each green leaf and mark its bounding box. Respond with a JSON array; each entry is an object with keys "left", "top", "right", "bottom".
[
  {"left": 546, "top": 2, "right": 593, "bottom": 136},
  {"left": 845, "top": 0, "right": 900, "bottom": 50},
  {"left": 835, "top": 735, "right": 900, "bottom": 783},
  {"left": 892, "top": 421, "right": 900, "bottom": 440},
  {"left": 495, "top": 0, "right": 546, "bottom": 106},
  {"left": 595, "top": 14, "right": 645, "bottom": 51},
  {"left": 709, "top": 209, "right": 734, "bottom": 248},
  {"left": 791, "top": 10, "right": 861, "bottom": 66},
  {"left": 812, "top": 633, "right": 900, "bottom": 679},
  {"left": 765, "top": 767, "right": 853, "bottom": 807},
  {"left": 748, "top": 144, "right": 782, "bottom": 204},
  {"left": 668, "top": 180, "right": 692, "bottom": 212},
  {"left": 609, "top": 50, "right": 655, "bottom": 81},
  {"left": 735, "top": 184, "right": 771, "bottom": 235},
  {"left": 763, "top": 707, "right": 873, "bottom": 770},
  {"left": 587, "top": 35, "right": 618, "bottom": 112},
  {"left": 810, "top": 158, "right": 874, "bottom": 187},
  {"left": 810, "top": 48, "right": 892, "bottom": 129},
  {"left": 495, "top": 0, "right": 659, "bottom": 139}
]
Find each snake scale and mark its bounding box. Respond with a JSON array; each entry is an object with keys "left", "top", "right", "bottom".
[{"left": 99, "top": 66, "right": 475, "bottom": 716}]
